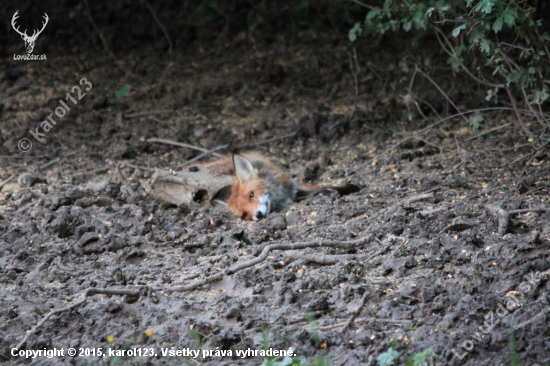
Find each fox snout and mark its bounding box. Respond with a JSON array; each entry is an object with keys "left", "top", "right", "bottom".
[{"left": 228, "top": 191, "right": 271, "bottom": 221}]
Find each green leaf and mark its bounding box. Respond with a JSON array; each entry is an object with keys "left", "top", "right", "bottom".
[
  {"left": 377, "top": 348, "right": 399, "bottom": 366},
  {"left": 480, "top": 40, "right": 491, "bottom": 54},
  {"left": 349, "top": 22, "right": 362, "bottom": 42},
  {"left": 425, "top": 7, "right": 434, "bottom": 17},
  {"left": 480, "top": 0, "right": 496, "bottom": 14},
  {"left": 115, "top": 85, "right": 132, "bottom": 98},
  {"left": 406, "top": 348, "right": 436, "bottom": 366},
  {"left": 452, "top": 24, "right": 466, "bottom": 37},
  {"left": 501, "top": 9, "right": 516, "bottom": 26},
  {"left": 486, "top": 87, "right": 499, "bottom": 102},
  {"left": 366, "top": 8, "right": 381, "bottom": 20},
  {"left": 469, "top": 112, "right": 484, "bottom": 132},
  {"left": 492, "top": 16, "right": 503, "bottom": 33},
  {"left": 447, "top": 56, "right": 460, "bottom": 72},
  {"left": 506, "top": 70, "right": 521, "bottom": 85}
]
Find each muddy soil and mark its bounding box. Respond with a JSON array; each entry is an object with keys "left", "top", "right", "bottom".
[{"left": 1, "top": 39, "right": 549, "bottom": 366}]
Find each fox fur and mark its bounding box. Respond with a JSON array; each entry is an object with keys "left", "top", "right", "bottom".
[{"left": 204, "top": 152, "right": 359, "bottom": 220}]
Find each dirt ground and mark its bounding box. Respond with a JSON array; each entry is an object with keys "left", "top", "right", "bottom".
[{"left": 1, "top": 38, "right": 549, "bottom": 366}]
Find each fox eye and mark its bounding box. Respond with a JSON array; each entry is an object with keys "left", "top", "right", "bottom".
[
  {"left": 249, "top": 191, "right": 254, "bottom": 200},
  {"left": 241, "top": 213, "right": 247, "bottom": 220}
]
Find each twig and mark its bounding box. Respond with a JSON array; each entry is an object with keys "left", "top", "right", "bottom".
[
  {"left": 337, "top": 0, "right": 374, "bottom": 9},
  {"left": 37, "top": 158, "right": 59, "bottom": 170},
  {"left": 341, "top": 290, "right": 370, "bottom": 332},
  {"left": 167, "top": 236, "right": 371, "bottom": 292},
  {"left": 463, "top": 123, "right": 512, "bottom": 141},
  {"left": 15, "top": 287, "right": 140, "bottom": 350},
  {"left": 178, "top": 145, "right": 229, "bottom": 168},
  {"left": 506, "top": 87, "right": 534, "bottom": 137},
  {"left": 521, "top": 87, "right": 547, "bottom": 128},
  {"left": 507, "top": 139, "right": 550, "bottom": 166},
  {"left": 348, "top": 47, "right": 360, "bottom": 99},
  {"left": 415, "top": 66, "right": 468, "bottom": 123},
  {"left": 404, "top": 193, "right": 433, "bottom": 205},
  {"left": 285, "top": 252, "right": 341, "bottom": 265},
  {"left": 432, "top": 26, "right": 504, "bottom": 89},
  {"left": 125, "top": 110, "right": 173, "bottom": 118},
  {"left": 319, "top": 316, "right": 413, "bottom": 330},
  {"left": 83, "top": 0, "right": 131, "bottom": 75},
  {"left": 509, "top": 207, "right": 549, "bottom": 214},
  {"left": 145, "top": 2, "right": 173, "bottom": 58},
  {"left": 82, "top": 164, "right": 110, "bottom": 176},
  {"left": 0, "top": 175, "right": 14, "bottom": 189},
  {"left": 452, "top": 135, "right": 467, "bottom": 172},
  {"left": 146, "top": 138, "right": 225, "bottom": 158}
]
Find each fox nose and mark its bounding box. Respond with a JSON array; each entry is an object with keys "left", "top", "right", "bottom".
[{"left": 255, "top": 211, "right": 264, "bottom": 219}]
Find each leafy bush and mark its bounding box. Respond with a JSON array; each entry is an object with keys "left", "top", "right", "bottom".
[{"left": 350, "top": 0, "right": 550, "bottom": 135}]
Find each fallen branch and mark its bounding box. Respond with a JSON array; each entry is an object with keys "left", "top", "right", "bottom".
[
  {"left": 320, "top": 316, "right": 413, "bottom": 331},
  {"left": 285, "top": 251, "right": 342, "bottom": 265},
  {"left": 15, "top": 287, "right": 140, "bottom": 350},
  {"left": 404, "top": 193, "right": 433, "bottom": 205},
  {"left": 0, "top": 175, "right": 14, "bottom": 189},
  {"left": 167, "top": 236, "right": 371, "bottom": 292}
]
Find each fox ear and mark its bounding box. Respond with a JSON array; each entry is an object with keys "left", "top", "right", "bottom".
[{"left": 233, "top": 154, "right": 255, "bottom": 182}]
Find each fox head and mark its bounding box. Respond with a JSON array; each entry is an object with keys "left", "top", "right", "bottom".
[{"left": 227, "top": 155, "right": 270, "bottom": 221}]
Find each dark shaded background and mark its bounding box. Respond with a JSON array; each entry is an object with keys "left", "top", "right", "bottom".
[{"left": 2, "top": 0, "right": 548, "bottom": 57}]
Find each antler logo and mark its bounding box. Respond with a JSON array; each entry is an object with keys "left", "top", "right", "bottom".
[{"left": 11, "top": 11, "right": 49, "bottom": 54}]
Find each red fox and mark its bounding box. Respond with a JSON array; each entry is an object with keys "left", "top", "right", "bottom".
[{"left": 204, "top": 152, "right": 359, "bottom": 220}]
